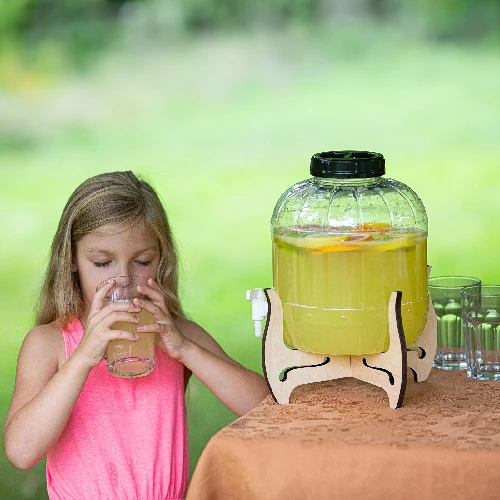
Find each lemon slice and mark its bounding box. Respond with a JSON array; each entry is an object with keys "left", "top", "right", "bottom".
[
  {"left": 274, "top": 234, "right": 347, "bottom": 250},
  {"left": 373, "top": 237, "right": 414, "bottom": 252}
]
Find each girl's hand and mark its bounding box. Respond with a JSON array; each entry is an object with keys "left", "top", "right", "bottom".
[
  {"left": 73, "top": 280, "right": 142, "bottom": 369},
  {"left": 133, "top": 278, "right": 187, "bottom": 360}
]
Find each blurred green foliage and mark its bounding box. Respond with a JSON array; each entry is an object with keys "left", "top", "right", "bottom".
[
  {"left": 2, "top": 0, "right": 499, "bottom": 88},
  {"left": 1, "top": 2, "right": 500, "bottom": 499},
  {"left": 1, "top": 0, "right": 499, "bottom": 59}
]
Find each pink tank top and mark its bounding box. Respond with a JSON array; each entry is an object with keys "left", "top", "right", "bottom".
[{"left": 46, "top": 319, "right": 189, "bottom": 500}]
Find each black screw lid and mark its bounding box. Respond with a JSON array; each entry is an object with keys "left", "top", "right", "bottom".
[{"left": 310, "top": 151, "right": 385, "bottom": 179}]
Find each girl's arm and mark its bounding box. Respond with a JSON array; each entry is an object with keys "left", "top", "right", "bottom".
[
  {"left": 4, "top": 281, "right": 145, "bottom": 470},
  {"left": 177, "top": 320, "right": 271, "bottom": 416},
  {"left": 135, "top": 280, "right": 271, "bottom": 417},
  {"left": 4, "top": 325, "right": 93, "bottom": 470}
]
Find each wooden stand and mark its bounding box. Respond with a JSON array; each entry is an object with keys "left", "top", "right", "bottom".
[{"left": 262, "top": 273, "right": 437, "bottom": 409}]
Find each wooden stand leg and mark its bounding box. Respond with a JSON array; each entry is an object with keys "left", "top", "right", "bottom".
[
  {"left": 407, "top": 267, "right": 437, "bottom": 382},
  {"left": 350, "top": 292, "right": 407, "bottom": 409},
  {"left": 262, "top": 289, "right": 350, "bottom": 405}
]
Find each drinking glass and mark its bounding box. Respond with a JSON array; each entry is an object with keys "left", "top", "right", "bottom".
[
  {"left": 97, "top": 276, "right": 156, "bottom": 378},
  {"left": 462, "top": 285, "right": 500, "bottom": 380},
  {"left": 429, "top": 276, "right": 481, "bottom": 370}
]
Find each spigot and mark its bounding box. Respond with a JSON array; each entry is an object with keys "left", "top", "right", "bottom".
[{"left": 246, "top": 288, "right": 269, "bottom": 337}]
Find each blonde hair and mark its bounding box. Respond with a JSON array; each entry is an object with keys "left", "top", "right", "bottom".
[{"left": 36, "top": 171, "right": 184, "bottom": 328}]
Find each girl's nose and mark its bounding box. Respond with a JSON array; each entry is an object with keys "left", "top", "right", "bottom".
[{"left": 119, "top": 264, "right": 134, "bottom": 277}]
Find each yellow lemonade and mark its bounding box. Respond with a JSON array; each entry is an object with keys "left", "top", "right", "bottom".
[
  {"left": 107, "top": 307, "right": 156, "bottom": 378},
  {"left": 272, "top": 226, "right": 428, "bottom": 355}
]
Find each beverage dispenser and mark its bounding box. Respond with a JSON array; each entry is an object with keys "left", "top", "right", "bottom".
[
  {"left": 248, "top": 151, "right": 437, "bottom": 408},
  {"left": 271, "top": 151, "right": 428, "bottom": 355}
]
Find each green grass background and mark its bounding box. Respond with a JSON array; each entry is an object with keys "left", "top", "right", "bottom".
[{"left": 1, "top": 27, "right": 499, "bottom": 498}]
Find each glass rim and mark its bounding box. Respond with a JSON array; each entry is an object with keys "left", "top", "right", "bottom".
[
  {"left": 461, "top": 284, "right": 500, "bottom": 298},
  {"left": 428, "top": 276, "right": 481, "bottom": 290},
  {"left": 96, "top": 275, "right": 152, "bottom": 291}
]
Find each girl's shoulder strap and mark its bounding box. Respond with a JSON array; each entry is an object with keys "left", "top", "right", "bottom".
[{"left": 60, "top": 318, "right": 84, "bottom": 359}]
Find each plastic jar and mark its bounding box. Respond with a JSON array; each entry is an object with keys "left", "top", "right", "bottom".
[{"left": 271, "top": 151, "right": 428, "bottom": 355}]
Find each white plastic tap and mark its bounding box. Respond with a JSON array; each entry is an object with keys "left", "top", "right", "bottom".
[{"left": 246, "top": 288, "right": 269, "bottom": 337}]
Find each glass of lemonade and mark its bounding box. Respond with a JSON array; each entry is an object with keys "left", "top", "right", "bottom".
[
  {"left": 271, "top": 151, "right": 429, "bottom": 356},
  {"left": 97, "top": 276, "right": 156, "bottom": 378}
]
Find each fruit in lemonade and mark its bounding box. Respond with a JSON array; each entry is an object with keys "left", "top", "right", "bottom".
[{"left": 272, "top": 225, "right": 428, "bottom": 355}]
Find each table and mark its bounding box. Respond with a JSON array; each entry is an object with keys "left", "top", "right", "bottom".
[{"left": 186, "top": 369, "right": 500, "bottom": 500}]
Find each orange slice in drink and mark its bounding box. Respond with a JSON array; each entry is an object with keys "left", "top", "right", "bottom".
[
  {"left": 348, "top": 234, "right": 373, "bottom": 242},
  {"left": 362, "top": 222, "right": 391, "bottom": 231},
  {"left": 311, "top": 234, "right": 373, "bottom": 253}
]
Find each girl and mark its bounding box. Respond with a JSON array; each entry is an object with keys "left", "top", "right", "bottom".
[{"left": 4, "top": 171, "right": 270, "bottom": 500}]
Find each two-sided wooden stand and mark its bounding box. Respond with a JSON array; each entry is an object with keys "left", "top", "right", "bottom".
[{"left": 261, "top": 271, "right": 437, "bottom": 409}]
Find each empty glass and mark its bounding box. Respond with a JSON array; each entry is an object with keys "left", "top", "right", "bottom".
[
  {"left": 462, "top": 285, "right": 500, "bottom": 380},
  {"left": 429, "top": 276, "right": 481, "bottom": 370}
]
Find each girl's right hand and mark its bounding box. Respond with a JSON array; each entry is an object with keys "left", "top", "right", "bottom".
[{"left": 73, "top": 280, "right": 142, "bottom": 369}]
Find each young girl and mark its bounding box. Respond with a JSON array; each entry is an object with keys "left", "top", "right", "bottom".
[{"left": 4, "top": 171, "right": 270, "bottom": 500}]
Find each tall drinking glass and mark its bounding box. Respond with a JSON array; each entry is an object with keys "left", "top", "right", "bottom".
[
  {"left": 462, "top": 285, "right": 500, "bottom": 380},
  {"left": 429, "top": 276, "right": 481, "bottom": 370},
  {"left": 97, "top": 276, "right": 156, "bottom": 378}
]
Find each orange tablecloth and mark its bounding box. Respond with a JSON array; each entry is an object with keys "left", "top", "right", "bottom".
[{"left": 186, "top": 369, "right": 500, "bottom": 500}]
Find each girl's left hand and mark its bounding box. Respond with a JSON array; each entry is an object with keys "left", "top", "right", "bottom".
[{"left": 133, "top": 278, "right": 187, "bottom": 361}]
